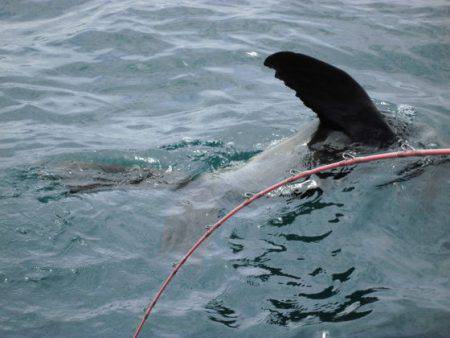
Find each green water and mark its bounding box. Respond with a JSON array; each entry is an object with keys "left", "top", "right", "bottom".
[{"left": 1, "top": 1, "right": 449, "bottom": 337}]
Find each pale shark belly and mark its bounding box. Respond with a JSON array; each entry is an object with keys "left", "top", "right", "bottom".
[{"left": 162, "top": 120, "right": 320, "bottom": 251}]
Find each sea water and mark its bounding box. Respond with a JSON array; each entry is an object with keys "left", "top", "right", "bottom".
[{"left": 1, "top": 1, "right": 449, "bottom": 337}]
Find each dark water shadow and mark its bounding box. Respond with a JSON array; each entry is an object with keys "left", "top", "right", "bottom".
[
  {"left": 267, "top": 287, "right": 387, "bottom": 326},
  {"left": 377, "top": 157, "right": 450, "bottom": 188},
  {"left": 205, "top": 298, "right": 239, "bottom": 328},
  {"left": 268, "top": 189, "right": 344, "bottom": 228},
  {"left": 230, "top": 238, "right": 300, "bottom": 283}
]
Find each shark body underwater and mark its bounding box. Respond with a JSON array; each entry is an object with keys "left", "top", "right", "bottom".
[{"left": 56, "top": 51, "right": 437, "bottom": 250}]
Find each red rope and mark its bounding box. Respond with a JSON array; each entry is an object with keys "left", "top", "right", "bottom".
[{"left": 133, "top": 148, "right": 450, "bottom": 337}]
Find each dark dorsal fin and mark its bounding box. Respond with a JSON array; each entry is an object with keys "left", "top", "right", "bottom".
[{"left": 264, "top": 51, "right": 396, "bottom": 146}]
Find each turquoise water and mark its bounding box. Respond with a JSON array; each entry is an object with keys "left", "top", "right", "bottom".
[{"left": 1, "top": 0, "right": 450, "bottom": 337}]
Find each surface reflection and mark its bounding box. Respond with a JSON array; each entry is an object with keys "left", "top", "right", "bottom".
[
  {"left": 267, "top": 287, "right": 384, "bottom": 325},
  {"left": 205, "top": 298, "right": 239, "bottom": 328},
  {"left": 225, "top": 177, "right": 386, "bottom": 328}
]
